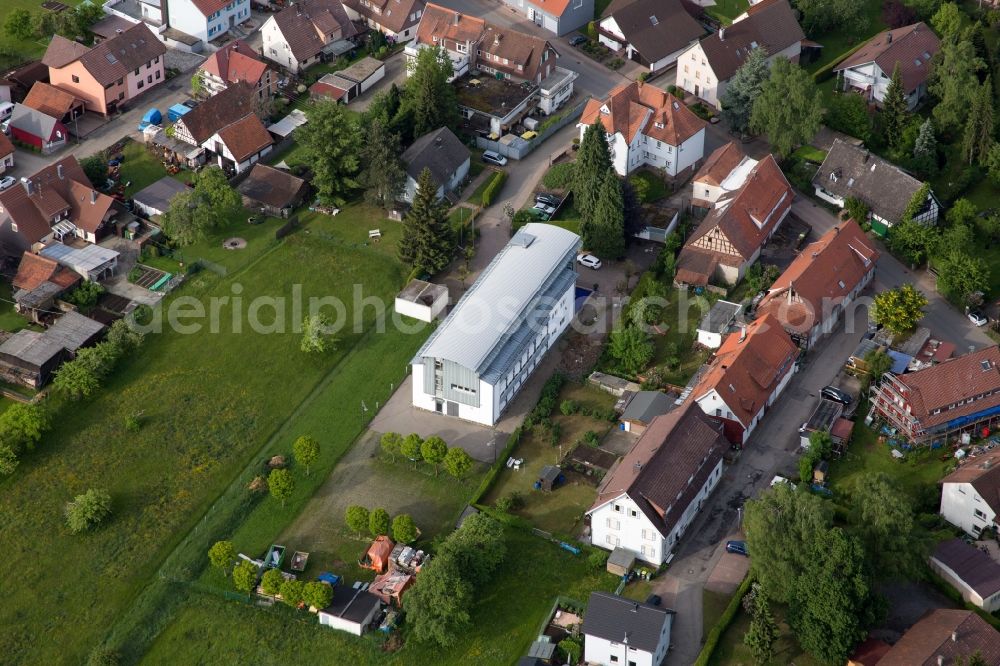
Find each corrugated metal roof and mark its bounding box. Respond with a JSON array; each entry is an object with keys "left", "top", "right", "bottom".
[
  {"left": 415, "top": 223, "right": 580, "bottom": 373},
  {"left": 40, "top": 242, "right": 119, "bottom": 273}
]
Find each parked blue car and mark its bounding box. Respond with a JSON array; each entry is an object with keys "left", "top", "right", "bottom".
[{"left": 726, "top": 540, "right": 749, "bottom": 557}]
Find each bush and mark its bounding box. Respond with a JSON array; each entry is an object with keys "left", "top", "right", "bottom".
[
  {"left": 542, "top": 162, "right": 575, "bottom": 189},
  {"left": 481, "top": 171, "right": 507, "bottom": 207},
  {"left": 64, "top": 281, "right": 105, "bottom": 309},
  {"left": 560, "top": 399, "right": 578, "bottom": 416},
  {"left": 512, "top": 209, "right": 534, "bottom": 233},
  {"left": 495, "top": 491, "right": 524, "bottom": 513},
  {"left": 588, "top": 549, "right": 608, "bottom": 570},
  {"left": 583, "top": 430, "right": 600, "bottom": 447},
  {"left": 65, "top": 488, "right": 112, "bottom": 533}
]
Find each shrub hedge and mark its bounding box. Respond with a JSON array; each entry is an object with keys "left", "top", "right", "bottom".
[{"left": 481, "top": 171, "right": 507, "bottom": 207}]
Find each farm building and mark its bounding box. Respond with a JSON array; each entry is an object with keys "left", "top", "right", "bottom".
[
  {"left": 0, "top": 331, "right": 66, "bottom": 388},
  {"left": 411, "top": 224, "right": 581, "bottom": 426},
  {"left": 12, "top": 253, "right": 81, "bottom": 324},
  {"left": 395, "top": 279, "right": 448, "bottom": 323},
  {"left": 317, "top": 586, "right": 382, "bottom": 636},
  {"left": 236, "top": 164, "right": 308, "bottom": 217},
  {"left": 132, "top": 177, "right": 190, "bottom": 218}
]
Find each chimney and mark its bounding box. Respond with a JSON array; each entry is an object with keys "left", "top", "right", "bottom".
[
  {"left": 22, "top": 179, "right": 32, "bottom": 195},
  {"left": 937, "top": 657, "right": 943, "bottom": 666},
  {"left": 90, "top": 190, "right": 97, "bottom": 205},
  {"left": 886, "top": 32, "right": 892, "bottom": 44},
  {"left": 632, "top": 603, "right": 639, "bottom": 612},
  {"left": 453, "top": 11, "right": 460, "bottom": 25},
  {"left": 57, "top": 164, "right": 64, "bottom": 179},
  {"left": 719, "top": 27, "right": 725, "bottom": 40},
  {"left": 739, "top": 325, "right": 747, "bottom": 343},
  {"left": 494, "top": 33, "right": 501, "bottom": 46},
  {"left": 952, "top": 631, "right": 958, "bottom": 642}
]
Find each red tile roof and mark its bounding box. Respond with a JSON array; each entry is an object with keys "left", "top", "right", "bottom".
[
  {"left": 756, "top": 220, "right": 878, "bottom": 334},
  {"left": 589, "top": 401, "right": 727, "bottom": 537},
  {"left": 693, "top": 141, "right": 745, "bottom": 187},
  {"left": 189, "top": 0, "right": 230, "bottom": 17},
  {"left": 0, "top": 155, "right": 113, "bottom": 243},
  {"left": 581, "top": 81, "right": 706, "bottom": 146},
  {"left": 270, "top": 0, "right": 358, "bottom": 64},
  {"left": 835, "top": 22, "right": 940, "bottom": 94},
  {"left": 12, "top": 253, "right": 80, "bottom": 292},
  {"left": 892, "top": 346, "right": 1000, "bottom": 430},
  {"left": 23, "top": 82, "right": 79, "bottom": 119},
  {"left": 693, "top": 313, "right": 798, "bottom": 428},
  {"left": 677, "top": 154, "right": 792, "bottom": 283},
  {"left": 878, "top": 609, "right": 1000, "bottom": 666},
  {"left": 216, "top": 114, "right": 273, "bottom": 162},
  {"left": 0, "top": 132, "right": 12, "bottom": 158},
  {"left": 200, "top": 40, "right": 270, "bottom": 86},
  {"left": 849, "top": 637, "right": 891, "bottom": 666}
]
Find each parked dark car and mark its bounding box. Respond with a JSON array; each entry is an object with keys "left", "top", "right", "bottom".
[
  {"left": 535, "top": 193, "right": 562, "bottom": 207},
  {"left": 569, "top": 34, "right": 588, "bottom": 46},
  {"left": 820, "top": 385, "right": 853, "bottom": 405},
  {"left": 645, "top": 593, "right": 662, "bottom": 606},
  {"left": 182, "top": 99, "right": 199, "bottom": 109},
  {"left": 726, "top": 540, "right": 749, "bottom": 556}
]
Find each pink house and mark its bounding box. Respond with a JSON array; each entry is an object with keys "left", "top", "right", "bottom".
[{"left": 42, "top": 23, "right": 166, "bottom": 116}]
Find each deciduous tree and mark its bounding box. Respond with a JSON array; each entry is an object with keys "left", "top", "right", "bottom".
[
  {"left": 369, "top": 507, "right": 391, "bottom": 537},
  {"left": 872, "top": 284, "right": 928, "bottom": 336},
  {"left": 609, "top": 325, "right": 653, "bottom": 376},
  {"left": 208, "top": 540, "right": 237, "bottom": 573},
  {"left": 750, "top": 57, "right": 823, "bottom": 158},
  {"left": 887, "top": 218, "right": 937, "bottom": 265},
  {"left": 260, "top": 568, "right": 284, "bottom": 596},
  {"left": 65, "top": 488, "right": 112, "bottom": 533},
  {"left": 850, "top": 473, "right": 921, "bottom": 577},
  {"left": 0, "top": 402, "right": 49, "bottom": 454},
  {"left": 443, "top": 446, "right": 473, "bottom": 480},
  {"left": 268, "top": 468, "right": 294, "bottom": 507},
  {"left": 279, "top": 579, "right": 305, "bottom": 607},
  {"left": 574, "top": 122, "right": 613, "bottom": 221},
  {"left": 292, "top": 435, "right": 320, "bottom": 475},
  {"left": 721, "top": 47, "right": 771, "bottom": 136},
  {"left": 392, "top": 514, "right": 418, "bottom": 543},
  {"left": 345, "top": 505, "right": 369, "bottom": 537},
  {"left": 863, "top": 350, "right": 893, "bottom": 386},
  {"left": 936, "top": 252, "right": 991, "bottom": 304},
  {"left": 437, "top": 513, "right": 506, "bottom": 587},
  {"left": 420, "top": 435, "right": 448, "bottom": 475},
  {"left": 300, "top": 314, "right": 337, "bottom": 354},
  {"left": 789, "top": 528, "right": 878, "bottom": 665},
  {"left": 80, "top": 155, "right": 108, "bottom": 186},
  {"left": 743, "top": 483, "right": 833, "bottom": 603},
  {"left": 298, "top": 100, "right": 361, "bottom": 206},
  {"left": 404, "top": 556, "right": 472, "bottom": 646},
  {"left": 825, "top": 93, "right": 871, "bottom": 143},
  {"left": 232, "top": 560, "right": 258, "bottom": 597},
  {"left": 303, "top": 581, "right": 334, "bottom": 610},
  {"left": 400, "top": 433, "right": 423, "bottom": 466},
  {"left": 380, "top": 432, "right": 403, "bottom": 462},
  {"left": 4, "top": 9, "right": 33, "bottom": 39},
  {"left": 398, "top": 167, "right": 453, "bottom": 275}
]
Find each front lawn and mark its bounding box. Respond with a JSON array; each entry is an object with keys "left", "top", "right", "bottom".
[
  {"left": 651, "top": 288, "right": 712, "bottom": 386},
  {"left": 145, "top": 527, "right": 618, "bottom": 665},
  {"left": 804, "top": 0, "right": 886, "bottom": 74},
  {"left": 705, "top": 0, "right": 750, "bottom": 23},
  {"left": 0, "top": 280, "right": 33, "bottom": 332},
  {"left": 482, "top": 382, "right": 616, "bottom": 536},
  {"left": 0, "top": 202, "right": 422, "bottom": 664},
  {"left": 468, "top": 169, "right": 505, "bottom": 207},
  {"left": 629, "top": 170, "right": 670, "bottom": 203}
]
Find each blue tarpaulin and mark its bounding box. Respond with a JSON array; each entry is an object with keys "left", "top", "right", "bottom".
[
  {"left": 167, "top": 104, "right": 191, "bottom": 123},
  {"left": 887, "top": 350, "right": 913, "bottom": 374}
]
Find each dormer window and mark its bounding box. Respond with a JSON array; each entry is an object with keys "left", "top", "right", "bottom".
[
  {"left": 10, "top": 223, "right": 17, "bottom": 233},
  {"left": 654, "top": 122, "right": 664, "bottom": 129}
]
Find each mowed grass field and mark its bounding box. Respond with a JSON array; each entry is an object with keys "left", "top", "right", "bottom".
[
  {"left": 0, "top": 205, "right": 426, "bottom": 664},
  {"left": 143, "top": 527, "right": 618, "bottom": 665},
  {"left": 0, "top": 0, "right": 84, "bottom": 70}
]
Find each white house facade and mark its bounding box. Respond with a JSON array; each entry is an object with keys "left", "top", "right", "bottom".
[
  {"left": 941, "top": 480, "right": 998, "bottom": 536},
  {"left": 579, "top": 81, "right": 707, "bottom": 177},
  {"left": 168, "top": 0, "right": 250, "bottom": 43},
  {"left": 411, "top": 223, "right": 580, "bottom": 426}
]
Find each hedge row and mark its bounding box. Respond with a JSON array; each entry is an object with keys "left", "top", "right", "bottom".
[
  {"left": 693, "top": 574, "right": 755, "bottom": 666},
  {"left": 481, "top": 171, "right": 507, "bottom": 207},
  {"left": 812, "top": 41, "right": 869, "bottom": 83},
  {"left": 469, "top": 425, "right": 524, "bottom": 505}
]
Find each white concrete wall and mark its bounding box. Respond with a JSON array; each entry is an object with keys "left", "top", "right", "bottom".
[
  {"left": 590, "top": 494, "right": 667, "bottom": 564},
  {"left": 585, "top": 634, "right": 658, "bottom": 666},
  {"left": 941, "top": 482, "right": 997, "bottom": 535},
  {"left": 261, "top": 17, "right": 301, "bottom": 72},
  {"left": 170, "top": 0, "right": 249, "bottom": 42}
]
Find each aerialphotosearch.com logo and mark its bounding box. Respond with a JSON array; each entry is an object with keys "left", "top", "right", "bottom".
[{"left": 127, "top": 282, "right": 876, "bottom": 339}]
